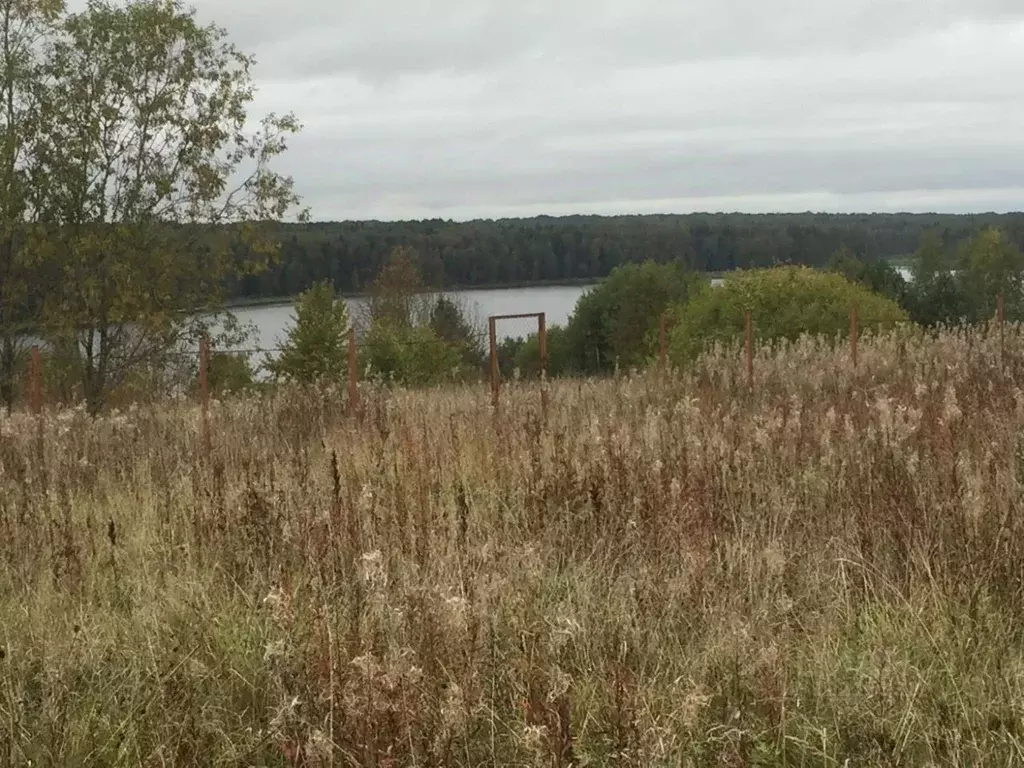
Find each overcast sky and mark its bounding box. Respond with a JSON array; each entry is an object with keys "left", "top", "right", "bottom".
[{"left": 191, "top": 0, "right": 1024, "bottom": 221}]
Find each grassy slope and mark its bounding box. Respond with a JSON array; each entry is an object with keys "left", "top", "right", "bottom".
[{"left": 2, "top": 325, "right": 1024, "bottom": 765}]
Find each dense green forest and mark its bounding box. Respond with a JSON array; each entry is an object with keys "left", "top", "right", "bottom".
[{"left": 229, "top": 213, "right": 1024, "bottom": 300}]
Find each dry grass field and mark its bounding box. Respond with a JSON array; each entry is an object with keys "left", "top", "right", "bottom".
[{"left": 3, "top": 325, "right": 1024, "bottom": 766}]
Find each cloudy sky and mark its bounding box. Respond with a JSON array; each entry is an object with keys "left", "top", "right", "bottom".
[{"left": 192, "top": 0, "right": 1024, "bottom": 221}]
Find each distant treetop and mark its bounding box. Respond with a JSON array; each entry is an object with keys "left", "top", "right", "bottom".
[{"left": 225, "top": 213, "right": 1024, "bottom": 302}]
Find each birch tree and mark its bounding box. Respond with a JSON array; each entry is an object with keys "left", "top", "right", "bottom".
[
  {"left": 35, "top": 0, "right": 305, "bottom": 414},
  {"left": 0, "top": 0, "right": 61, "bottom": 411}
]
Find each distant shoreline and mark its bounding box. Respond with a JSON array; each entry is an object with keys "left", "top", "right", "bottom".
[
  {"left": 213, "top": 263, "right": 918, "bottom": 314},
  {"left": 221, "top": 277, "right": 603, "bottom": 311}
]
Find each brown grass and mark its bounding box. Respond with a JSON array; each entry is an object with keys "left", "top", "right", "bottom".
[{"left": 2, "top": 323, "right": 1024, "bottom": 765}]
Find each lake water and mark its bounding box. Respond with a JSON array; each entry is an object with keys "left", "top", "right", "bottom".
[
  {"left": 226, "top": 284, "right": 596, "bottom": 350},
  {"left": 222, "top": 267, "right": 917, "bottom": 352}
]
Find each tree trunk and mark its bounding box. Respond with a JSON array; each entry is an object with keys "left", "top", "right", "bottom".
[
  {"left": 84, "top": 374, "right": 103, "bottom": 416},
  {"left": 82, "top": 329, "right": 106, "bottom": 417},
  {"left": 0, "top": 334, "right": 13, "bottom": 414}
]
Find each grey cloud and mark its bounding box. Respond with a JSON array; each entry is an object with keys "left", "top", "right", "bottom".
[
  {"left": 205, "top": 0, "right": 1024, "bottom": 82},
  {"left": 185, "top": 0, "right": 1024, "bottom": 219},
  {"left": 287, "top": 139, "right": 1024, "bottom": 206}
]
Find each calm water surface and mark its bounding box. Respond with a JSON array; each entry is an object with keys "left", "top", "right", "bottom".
[
  {"left": 219, "top": 268, "right": 915, "bottom": 351},
  {"left": 225, "top": 284, "right": 595, "bottom": 350}
]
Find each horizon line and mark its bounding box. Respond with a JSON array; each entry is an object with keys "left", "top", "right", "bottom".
[{"left": 283, "top": 210, "right": 1024, "bottom": 226}]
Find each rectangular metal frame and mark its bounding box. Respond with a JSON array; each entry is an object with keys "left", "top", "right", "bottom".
[{"left": 488, "top": 312, "right": 547, "bottom": 409}]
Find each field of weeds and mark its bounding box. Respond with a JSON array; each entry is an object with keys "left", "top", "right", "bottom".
[{"left": 3, "top": 325, "right": 1024, "bottom": 766}]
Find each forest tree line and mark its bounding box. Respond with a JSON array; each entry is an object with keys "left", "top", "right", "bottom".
[
  {"left": 247, "top": 224, "right": 1024, "bottom": 394},
  {"left": 228, "top": 213, "right": 1024, "bottom": 300}
]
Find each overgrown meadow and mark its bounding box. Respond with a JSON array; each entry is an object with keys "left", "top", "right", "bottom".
[{"left": 3, "top": 323, "right": 1024, "bottom": 766}]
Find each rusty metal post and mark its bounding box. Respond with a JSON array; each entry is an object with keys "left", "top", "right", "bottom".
[
  {"left": 998, "top": 292, "right": 1005, "bottom": 366},
  {"left": 348, "top": 327, "right": 360, "bottom": 413},
  {"left": 745, "top": 311, "right": 753, "bottom": 388},
  {"left": 199, "top": 336, "right": 210, "bottom": 453},
  {"left": 850, "top": 303, "right": 859, "bottom": 370},
  {"left": 538, "top": 312, "right": 548, "bottom": 417},
  {"left": 538, "top": 313, "right": 548, "bottom": 374},
  {"left": 30, "top": 345, "right": 43, "bottom": 472},
  {"left": 488, "top": 316, "right": 499, "bottom": 409},
  {"left": 29, "top": 345, "right": 41, "bottom": 416},
  {"left": 659, "top": 313, "right": 668, "bottom": 372},
  {"left": 199, "top": 336, "right": 210, "bottom": 406}
]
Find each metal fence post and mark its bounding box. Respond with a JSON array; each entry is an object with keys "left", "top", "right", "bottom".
[
  {"left": 348, "top": 327, "right": 360, "bottom": 413},
  {"left": 998, "top": 292, "right": 1005, "bottom": 366},
  {"left": 538, "top": 312, "right": 548, "bottom": 418},
  {"left": 29, "top": 345, "right": 43, "bottom": 471},
  {"left": 745, "top": 311, "right": 753, "bottom": 388},
  {"left": 199, "top": 336, "right": 211, "bottom": 454},
  {"left": 199, "top": 336, "right": 209, "bottom": 406},
  {"left": 850, "top": 303, "right": 859, "bottom": 370},
  {"left": 29, "top": 345, "right": 42, "bottom": 416},
  {"left": 659, "top": 313, "right": 668, "bottom": 373},
  {"left": 488, "top": 316, "right": 499, "bottom": 409}
]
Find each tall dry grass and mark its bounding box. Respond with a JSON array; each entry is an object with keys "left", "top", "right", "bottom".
[{"left": 2, "top": 323, "right": 1024, "bottom": 765}]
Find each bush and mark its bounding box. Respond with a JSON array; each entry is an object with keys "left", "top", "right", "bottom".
[
  {"left": 906, "top": 272, "right": 970, "bottom": 329},
  {"left": 360, "top": 319, "right": 467, "bottom": 387},
  {"left": 363, "top": 245, "right": 433, "bottom": 329},
  {"left": 496, "top": 336, "right": 525, "bottom": 380},
  {"left": 509, "top": 325, "right": 571, "bottom": 378},
  {"left": 826, "top": 247, "right": 910, "bottom": 308},
  {"left": 209, "top": 352, "right": 258, "bottom": 394},
  {"left": 429, "top": 294, "right": 485, "bottom": 370},
  {"left": 40, "top": 337, "right": 82, "bottom": 406},
  {"left": 957, "top": 227, "right": 1024, "bottom": 322},
  {"left": 566, "top": 260, "right": 704, "bottom": 373},
  {"left": 494, "top": 326, "right": 572, "bottom": 380},
  {"left": 898, "top": 227, "right": 1022, "bottom": 329},
  {"left": 266, "top": 280, "right": 350, "bottom": 385},
  {"left": 901, "top": 232, "right": 969, "bottom": 328},
  {"left": 667, "top": 266, "right": 909, "bottom": 364}
]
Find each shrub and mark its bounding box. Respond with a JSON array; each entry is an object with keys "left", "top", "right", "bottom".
[
  {"left": 40, "top": 336, "right": 83, "bottom": 406},
  {"left": 508, "top": 325, "right": 571, "bottom": 378},
  {"left": 266, "top": 280, "right": 350, "bottom": 385},
  {"left": 493, "top": 325, "right": 572, "bottom": 380},
  {"left": 906, "top": 272, "right": 971, "bottom": 329},
  {"left": 360, "top": 319, "right": 466, "bottom": 387},
  {"left": 357, "top": 251, "right": 483, "bottom": 387},
  {"left": 902, "top": 232, "right": 970, "bottom": 328},
  {"left": 429, "top": 294, "right": 485, "bottom": 370},
  {"left": 364, "top": 245, "right": 433, "bottom": 329},
  {"left": 496, "top": 336, "right": 525, "bottom": 379},
  {"left": 957, "top": 227, "right": 1024, "bottom": 322},
  {"left": 826, "top": 247, "right": 910, "bottom": 308},
  {"left": 566, "top": 260, "right": 704, "bottom": 373},
  {"left": 667, "top": 266, "right": 909, "bottom": 363},
  {"left": 208, "top": 351, "right": 258, "bottom": 394}
]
